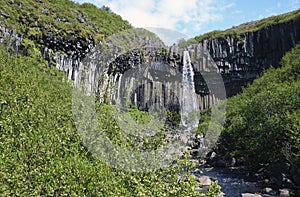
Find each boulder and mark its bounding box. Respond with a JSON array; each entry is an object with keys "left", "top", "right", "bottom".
[
  {"left": 236, "top": 157, "right": 246, "bottom": 165},
  {"left": 206, "top": 151, "right": 236, "bottom": 167},
  {"left": 195, "top": 186, "right": 209, "bottom": 193},
  {"left": 198, "top": 176, "right": 212, "bottom": 186},
  {"left": 294, "top": 189, "right": 300, "bottom": 197},
  {"left": 261, "top": 187, "right": 273, "bottom": 194},
  {"left": 290, "top": 165, "right": 300, "bottom": 186},
  {"left": 282, "top": 176, "right": 295, "bottom": 188},
  {"left": 190, "top": 149, "right": 200, "bottom": 158},
  {"left": 279, "top": 189, "right": 291, "bottom": 197}
]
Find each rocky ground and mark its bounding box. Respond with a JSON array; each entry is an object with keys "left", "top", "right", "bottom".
[{"left": 182, "top": 136, "right": 300, "bottom": 197}]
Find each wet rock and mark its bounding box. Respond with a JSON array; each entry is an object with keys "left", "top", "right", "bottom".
[
  {"left": 206, "top": 151, "right": 224, "bottom": 166},
  {"left": 226, "top": 157, "right": 236, "bottom": 167},
  {"left": 206, "top": 151, "right": 236, "bottom": 167},
  {"left": 261, "top": 187, "right": 273, "bottom": 194},
  {"left": 207, "top": 151, "right": 217, "bottom": 160},
  {"left": 240, "top": 193, "right": 262, "bottom": 197},
  {"left": 267, "top": 163, "right": 291, "bottom": 188},
  {"left": 293, "top": 173, "right": 300, "bottom": 186},
  {"left": 279, "top": 188, "right": 291, "bottom": 197},
  {"left": 294, "top": 189, "right": 300, "bottom": 197},
  {"left": 190, "top": 149, "right": 200, "bottom": 158},
  {"left": 236, "top": 157, "right": 246, "bottom": 165},
  {"left": 282, "top": 176, "right": 295, "bottom": 188},
  {"left": 290, "top": 165, "right": 300, "bottom": 186}
]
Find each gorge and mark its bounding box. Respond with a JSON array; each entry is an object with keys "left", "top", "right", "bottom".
[
  {"left": 1, "top": 0, "right": 300, "bottom": 196},
  {"left": 2, "top": 10, "right": 300, "bottom": 112}
]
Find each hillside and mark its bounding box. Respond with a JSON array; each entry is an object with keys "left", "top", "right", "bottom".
[
  {"left": 0, "top": 0, "right": 131, "bottom": 42},
  {"left": 194, "top": 9, "right": 300, "bottom": 42},
  {"left": 0, "top": 46, "right": 223, "bottom": 196},
  {"left": 198, "top": 43, "right": 300, "bottom": 194},
  {"left": 0, "top": 1, "right": 220, "bottom": 196},
  {"left": 1, "top": 0, "right": 300, "bottom": 195}
]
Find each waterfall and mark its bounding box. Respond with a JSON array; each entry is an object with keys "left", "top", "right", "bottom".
[{"left": 181, "top": 51, "right": 199, "bottom": 128}]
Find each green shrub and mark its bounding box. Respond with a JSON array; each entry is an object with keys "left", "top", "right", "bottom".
[
  {"left": 0, "top": 47, "right": 220, "bottom": 196},
  {"left": 217, "top": 44, "right": 300, "bottom": 170}
]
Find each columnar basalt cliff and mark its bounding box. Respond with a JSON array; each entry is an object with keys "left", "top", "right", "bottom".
[
  {"left": 198, "top": 15, "right": 300, "bottom": 96},
  {"left": 1, "top": 10, "right": 300, "bottom": 111},
  {"left": 80, "top": 41, "right": 222, "bottom": 112},
  {"left": 0, "top": 25, "right": 22, "bottom": 54}
]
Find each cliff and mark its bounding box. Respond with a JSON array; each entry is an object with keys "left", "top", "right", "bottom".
[
  {"left": 198, "top": 14, "right": 300, "bottom": 96},
  {"left": 1, "top": 2, "right": 300, "bottom": 112}
]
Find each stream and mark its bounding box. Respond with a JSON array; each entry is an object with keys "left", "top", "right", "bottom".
[
  {"left": 199, "top": 167, "right": 261, "bottom": 197},
  {"left": 193, "top": 165, "right": 280, "bottom": 197}
]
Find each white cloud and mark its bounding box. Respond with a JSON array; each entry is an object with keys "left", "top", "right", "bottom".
[
  {"left": 233, "top": 10, "right": 243, "bottom": 14},
  {"left": 74, "top": 0, "right": 228, "bottom": 37}
]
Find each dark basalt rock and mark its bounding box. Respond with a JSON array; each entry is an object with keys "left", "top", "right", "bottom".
[
  {"left": 1, "top": 14, "right": 300, "bottom": 112},
  {"left": 197, "top": 16, "right": 300, "bottom": 97}
]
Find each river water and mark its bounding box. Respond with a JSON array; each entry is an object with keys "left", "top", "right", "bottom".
[
  {"left": 193, "top": 165, "right": 280, "bottom": 197},
  {"left": 201, "top": 167, "right": 260, "bottom": 197}
]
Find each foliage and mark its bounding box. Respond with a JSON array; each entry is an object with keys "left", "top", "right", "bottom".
[
  {"left": 0, "top": 0, "right": 132, "bottom": 44},
  {"left": 0, "top": 47, "right": 220, "bottom": 196},
  {"left": 177, "top": 38, "right": 198, "bottom": 48},
  {"left": 166, "top": 110, "right": 181, "bottom": 128},
  {"left": 215, "top": 44, "right": 300, "bottom": 170}
]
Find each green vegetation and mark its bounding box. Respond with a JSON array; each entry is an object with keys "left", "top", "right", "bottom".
[
  {"left": 0, "top": 47, "right": 221, "bottom": 196},
  {"left": 198, "top": 44, "right": 300, "bottom": 171},
  {"left": 0, "top": 0, "right": 131, "bottom": 44},
  {"left": 177, "top": 38, "right": 198, "bottom": 48},
  {"left": 166, "top": 110, "right": 181, "bottom": 128},
  {"left": 194, "top": 9, "right": 300, "bottom": 42}
]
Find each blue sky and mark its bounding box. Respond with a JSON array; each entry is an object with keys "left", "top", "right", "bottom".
[{"left": 73, "top": 0, "right": 300, "bottom": 44}]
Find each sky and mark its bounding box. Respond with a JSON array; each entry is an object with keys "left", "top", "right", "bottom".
[{"left": 73, "top": 0, "right": 300, "bottom": 45}]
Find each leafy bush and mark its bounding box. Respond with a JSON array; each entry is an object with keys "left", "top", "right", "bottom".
[
  {"left": 0, "top": 0, "right": 132, "bottom": 44},
  {"left": 0, "top": 47, "right": 220, "bottom": 196},
  {"left": 216, "top": 44, "right": 300, "bottom": 170}
]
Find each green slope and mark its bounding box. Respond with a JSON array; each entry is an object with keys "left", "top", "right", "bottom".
[
  {"left": 194, "top": 8, "right": 300, "bottom": 42},
  {"left": 198, "top": 44, "right": 300, "bottom": 171},
  {"left": 0, "top": 47, "right": 220, "bottom": 195},
  {"left": 0, "top": 0, "right": 132, "bottom": 43}
]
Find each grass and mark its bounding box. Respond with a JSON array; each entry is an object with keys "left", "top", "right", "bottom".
[{"left": 0, "top": 0, "right": 132, "bottom": 44}]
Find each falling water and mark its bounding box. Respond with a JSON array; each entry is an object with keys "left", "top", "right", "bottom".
[{"left": 181, "top": 51, "right": 199, "bottom": 128}]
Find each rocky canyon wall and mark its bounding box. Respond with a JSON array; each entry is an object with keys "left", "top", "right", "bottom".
[
  {"left": 199, "top": 16, "right": 300, "bottom": 96},
  {"left": 1, "top": 15, "right": 300, "bottom": 111}
]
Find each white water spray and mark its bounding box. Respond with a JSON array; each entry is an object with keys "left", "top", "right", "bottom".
[{"left": 181, "top": 51, "right": 199, "bottom": 128}]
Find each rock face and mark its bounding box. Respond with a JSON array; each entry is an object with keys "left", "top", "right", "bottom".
[
  {"left": 91, "top": 16, "right": 300, "bottom": 111},
  {"left": 0, "top": 25, "right": 22, "bottom": 54},
  {"left": 198, "top": 16, "right": 300, "bottom": 97},
  {"left": 80, "top": 43, "right": 224, "bottom": 112},
  {"left": 1, "top": 15, "right": 300, "bottom": 111}
]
